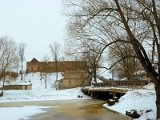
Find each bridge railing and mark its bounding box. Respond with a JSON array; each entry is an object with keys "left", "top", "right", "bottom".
[{"left": 93, "top": 80, "right": 148, "bottom": 89}]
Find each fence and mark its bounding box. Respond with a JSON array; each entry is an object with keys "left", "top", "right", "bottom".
[
  {"left": 2, "top": 84, "right": 32, "bottom": 90},
  {"left": 94, "top": 80, "right": 148, "bottom": 89}
]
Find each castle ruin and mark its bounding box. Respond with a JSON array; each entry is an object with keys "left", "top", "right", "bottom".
[{"left": 26, "top": 58, "right": 90, "bottom": 89}]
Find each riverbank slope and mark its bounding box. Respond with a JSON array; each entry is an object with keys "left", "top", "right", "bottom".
[{"left": 103, "top": 83, "right": 156, "bottom": 120}]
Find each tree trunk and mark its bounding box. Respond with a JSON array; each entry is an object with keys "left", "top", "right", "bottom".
[
  {"left": 55, "top": 58, "right": 58, "bottom": 81},
  {"left": 88, "top": 70, "right": 92, "bottom": 86},
  {"left": 20, "top": 60, "right": 23, "bottom": 81},
  {"left": 0, "top": 71, "right": 6, "bottom": 95},
  {"left": 1, "top": 76, "right": 6, "bottom": 95},
  {"left": 45, "top": 74, "right": 47, "bottom": 89},
  {"left": 155, "top": 81, "right": 160, "bottom": 119},
  {"left": 93, "top": 64, "right": 97, "bottom": 84}
]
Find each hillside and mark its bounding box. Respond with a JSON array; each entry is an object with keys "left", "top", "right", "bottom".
[{"left": 0, "top": 72, "right": 90, "bottom": 103}]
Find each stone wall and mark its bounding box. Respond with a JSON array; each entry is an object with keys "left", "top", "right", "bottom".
[
  {"left": 2, "top": 84, "right": 32, "bottom": 90},
  {"left": 59, "top": 70, "right": 90, "bottom": 89},
  {"left": 0, "top": 71, "right": 18, "bottom": 79},
  {"left": 26, "top": 58, "right": 87, "bottom": 73}
]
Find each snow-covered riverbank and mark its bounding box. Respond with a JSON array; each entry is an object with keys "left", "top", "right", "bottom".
[
  {"left": 0, "top": 87, "right": 90, "bottom": 120},
  {"left": 0, "top": 106, "right": 49, "bottom": 120},
  {"left": 104, "top": 83, "right": 156, "bottom": 120},
  {"left": 0, "top": 87, "right": 90, "bottom": 103}
]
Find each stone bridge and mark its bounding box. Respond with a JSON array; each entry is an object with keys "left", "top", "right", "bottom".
[{"left": 81, "top": 80, "right": 148, "bottom": 100}]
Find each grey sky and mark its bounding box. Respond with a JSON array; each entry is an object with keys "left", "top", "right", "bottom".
[{"left": 0, "top": 0, "right": 67, "bottom": 61}]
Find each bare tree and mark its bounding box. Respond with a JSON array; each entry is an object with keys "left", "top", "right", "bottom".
[
  {"left": 64, "top": 0, "right": 160, "bottom": 118},
  {"left": 81, "top": 41, "right": 103, "bottom": 85},
  {"left": 65, "top": 34, "right": 104, "bottom": 85},
  {"left": 42, "top": 55, "right": 50, "bottom": 89},
  {"left": 0, "top": 36, "right": 19, "bottom": 95},
  {"left": 50, "top": 41, "right": 61, "bottom": 89},
  {"left": 108, "top": 39, "right": 141, "bottom": 80},
  {"left": 18, "top": 43, "right": 26, "bottom": 81}
]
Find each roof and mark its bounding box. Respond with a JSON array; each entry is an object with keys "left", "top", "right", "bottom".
[{"left": 30, "top": 58, "right": 39, "bottom": 63}]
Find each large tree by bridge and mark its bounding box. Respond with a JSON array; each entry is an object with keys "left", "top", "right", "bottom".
[{"left": 64, "top": 0, "right": 160, "bottom": 119}]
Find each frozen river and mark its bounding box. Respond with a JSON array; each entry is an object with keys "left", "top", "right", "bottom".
[{"left": 0, "top": 100, "right": 132, "bottom": 120}]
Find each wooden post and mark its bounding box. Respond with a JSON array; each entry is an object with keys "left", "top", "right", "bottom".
[{"left": 91, "top": 92, "right": 93, "bottom": 98}]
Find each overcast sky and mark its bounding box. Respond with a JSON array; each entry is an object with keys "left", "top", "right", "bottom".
[{"left": 0, "top": 0, "right": 67, "bottom": 61}]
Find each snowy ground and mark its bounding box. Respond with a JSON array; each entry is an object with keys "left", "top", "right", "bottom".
[
  {"left": 0, "top": 87, "right": 90, "bottom": 103},
  {"left": 0, "top": 72, "right": 90, "bottom": 103},
  {"left": 103, "top": 83, "right": 156, "bottom": 120},
  {"left": 0, "top": 72, "right": 90, "bottom": 120},
  {"left": 0, "top": 72, "right": 157, "bottom": 120}
]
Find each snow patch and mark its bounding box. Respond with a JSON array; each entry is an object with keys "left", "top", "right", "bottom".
[
  {"left": 104, "top": 89, "right": 156, "bottom": 120},
  {"left": 0, "top": 106, "right": 48, "bottom": 120}
]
